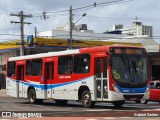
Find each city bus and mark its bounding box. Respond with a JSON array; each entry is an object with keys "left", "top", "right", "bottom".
[{"left": 6, "top": 45, "right": 150, "bottom": 108}]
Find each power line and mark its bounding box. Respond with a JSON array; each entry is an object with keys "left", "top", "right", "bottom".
[
  {"left": 73, "top": 0, "right": 134, "bottom": 11},
  {"left": 0, "top": 34, "right": 28, "bottom": 36}
]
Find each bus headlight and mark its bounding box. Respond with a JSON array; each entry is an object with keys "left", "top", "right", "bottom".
[{"left": 112, "top": 84, "right": 120, "bottom": 93}]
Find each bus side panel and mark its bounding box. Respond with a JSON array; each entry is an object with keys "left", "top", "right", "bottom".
[
  {"left": 23, "top": 84, "right": 28, "bottom": 98},
  {"left": 6, "top": 77, "right": 18, "bottom": 97},
  {"left": 35, "top": 88, "right": 45, "bottom": 99},
  {"left": 54, "top": 76, "right": 95, "bottom": 100}
]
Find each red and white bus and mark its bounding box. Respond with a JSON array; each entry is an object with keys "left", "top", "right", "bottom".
[{"left": 6, "top": 45, "right": 150, "bottom": 108}]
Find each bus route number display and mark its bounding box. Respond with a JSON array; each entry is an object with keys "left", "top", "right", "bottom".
[{"left": 112, "top": 48, "right": 144, "bottom": 55}]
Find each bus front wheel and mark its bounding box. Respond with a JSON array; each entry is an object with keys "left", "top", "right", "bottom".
[
  {"left": 28, "top": 89, "right": 36, "bottom": 104},
  {"left": 28, "top": 89, "right": 43, "bottom": 104},
  {"left": 113, "top": 101, "right": 125, "bottom": 107},
  {"left": 81, "top": 90, "right": 95, "bottom": 108}
]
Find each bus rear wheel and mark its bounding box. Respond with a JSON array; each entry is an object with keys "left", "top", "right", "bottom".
[
  {"left": 81, "top": 90, "right": 95, "bottom": 108},
  {"left": 113, "top": 101, "right": 125, "bottom": 107}
]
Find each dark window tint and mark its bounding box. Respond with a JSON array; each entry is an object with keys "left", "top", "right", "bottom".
[
  {"left": 95, "top": 59, "right": 101, "bottom": 78},
  {"left": 26, "top": 60, "right": 31, "bottom": 76},
  {"left": 74, "top": 54, "right": 90, "bottom": 73},
  {"left": 31, "top": 59, "right": 42, "bottom": 76},
  {"left": 150, "top": 82, "right": 154, "bottom": 89},
  {"left": 103, "top": 58, "right": 107, "bottom": 78},
  {"left": 152, "top": 65, "right": 160, "bottom": 80},
  {"left": 58, "top": 56, "right": 73, "bottom": 74},
  {"left": 7, "top": 61, "right": 16, "bottom": 77},
  {"left": 156, "top": 82, "right": 160, "bottom": 89},
  {"left": 46, "top": 62, "right": 54, "bottom": 79}
]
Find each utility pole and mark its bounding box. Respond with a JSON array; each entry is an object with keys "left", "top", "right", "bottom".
[
  {"left": 69, "top": 6, "right": 73, "bottom": 49},
  {"left": 35, "top": 27, "right": 37, "bottom": 38},
  {"left": 68, "top": 6, "right": 86, "bottom": 49},
  {"left": 10, "top": 11, "right": 32, "bottom": 56}
]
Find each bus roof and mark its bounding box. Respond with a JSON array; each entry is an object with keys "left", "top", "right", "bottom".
[{"left": 8, "top": 45, "right": 143, "bottom": 61}]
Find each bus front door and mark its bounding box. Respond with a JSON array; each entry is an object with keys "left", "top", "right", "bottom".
[
  {"left": 44, "top": 62, "right": 54, "bottom": 99},
  {"left": 95, "top": 58, "right": 108, "bottom": 100},
  {"left": 17, "top": 65, "right": 24, "bottom": 97}
]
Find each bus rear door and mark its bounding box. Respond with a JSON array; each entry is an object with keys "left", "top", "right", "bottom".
[
  {"left": 44, "top": 62, "right": 54, "bottom": 99},
  {"left": 16, "top": 65, "right": 24, "bottom": 97},
  {"left": 95, "top": 57, "right": 108, "bottom": 100}
]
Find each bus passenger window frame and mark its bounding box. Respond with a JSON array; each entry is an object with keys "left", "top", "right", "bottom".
[
  {"left": 31, "top": 59, "right": 43, "bottom": 76},
  {"left": 7, "top": 61, "right": 16, "bottom": 77},
  {"left": 58, "top": 55, "right": 73, "bottom": 75},
  {"left": 74, "top": 54, "right": 90, "bottom": 74},
  {"left": 26, "top": 60, "right": 31, "bottom": 76}
]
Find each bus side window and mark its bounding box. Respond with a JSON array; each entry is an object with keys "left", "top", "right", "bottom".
[
  {"left": 74, "top": 54, "right": 90, "bottom": 74},
  {"left": 31, "top": 59, "right": 42, "bottom": 76},
  {"left": 26, "top": 60, "right": 31, "bottom": 76},
  {"left": 7, "top": 61, "right": 16, "bottom": 77},
  {"left": 58, "top": 56, "right": 73, "bottom": 74}
]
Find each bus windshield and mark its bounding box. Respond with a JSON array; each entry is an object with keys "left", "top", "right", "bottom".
[{"left": 111, "top": 55, "right": 148, "bottom": 88}]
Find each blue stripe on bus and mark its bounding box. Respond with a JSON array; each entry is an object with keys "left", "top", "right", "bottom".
[
  {"left": 11, "top": 78, "right": 148, "bottom": 93},
  {"left": 12, "top": 76, "right": 92, "bottom": 90},
  {"left": 116, "top": 84, "right": 148, "bottom": 93}
]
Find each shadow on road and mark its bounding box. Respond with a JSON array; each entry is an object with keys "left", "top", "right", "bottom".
[{"left": 18, "top": 100, "right": 149, "bottom": 111}]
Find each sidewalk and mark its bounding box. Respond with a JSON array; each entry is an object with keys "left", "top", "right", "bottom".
[{"left": 0, "top": 89, "right": 8, "bottom": 97}]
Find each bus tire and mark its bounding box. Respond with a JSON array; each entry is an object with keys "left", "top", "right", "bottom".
[
  {"left": 28, "top": 88, "right": 37, "bottom": 104},
  {"left": 113, "top": 101, "right": 125, "bottom": 107},
  {"left": 141, "top": 100, "right": 148, "bottom": 104},
  {"left": 81, "top": 90, "right": 95, "bottom": 108},
  {"left": 55, "top": 100, "right": 68, "bottom": 106}
]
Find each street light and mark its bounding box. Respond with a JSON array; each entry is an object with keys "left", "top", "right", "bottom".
[
  {"left": 69, "top": 6, "right": 86, "bottom": 49},
  {"left": 73, "top": 13, "right": 86, "bottom": 25}
]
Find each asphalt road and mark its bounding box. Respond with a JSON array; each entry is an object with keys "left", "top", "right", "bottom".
[{"left": 0, "top": 89, "right": 160, "bottom": 120}]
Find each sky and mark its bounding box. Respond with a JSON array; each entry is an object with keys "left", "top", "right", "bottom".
[{"left": 0, "top": 0, "right": 160, "bottom": 42}]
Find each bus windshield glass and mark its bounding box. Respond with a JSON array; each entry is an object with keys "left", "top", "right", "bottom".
[{"left": 110, "top": 48, "right": 148, "bottom": 88}]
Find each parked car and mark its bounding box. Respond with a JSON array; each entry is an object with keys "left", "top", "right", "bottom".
[{"left": 136, "top": 81, "right": 160, "bottom": 104}]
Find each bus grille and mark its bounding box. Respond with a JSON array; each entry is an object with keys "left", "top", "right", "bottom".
[{"left": 123, "top": 94, "right": 144, "bottom": 100}]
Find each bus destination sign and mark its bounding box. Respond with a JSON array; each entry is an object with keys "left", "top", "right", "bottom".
[{"left": 111, "top": 48, "right": 145, "bottom": 55}]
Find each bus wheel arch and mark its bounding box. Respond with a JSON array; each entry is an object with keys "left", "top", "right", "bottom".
[
  {"left": 78, "top": 86, "right": 90, "bottom": 100},
  {"left": 78, "top": 86, "right": 95, "bottom": 108}
]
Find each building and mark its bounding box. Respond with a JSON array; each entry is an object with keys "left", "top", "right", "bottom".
[
  {"left": 110, "top": 22, "right": 153, "bottom": 37},
  {"left": 57, "top": 24, "right": 94, "bottom": 33},
  {"left": 0, "top": 28, "right": 159, "bottom": 89}
]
